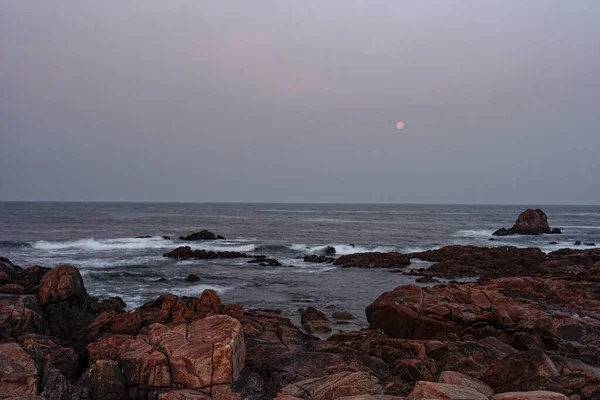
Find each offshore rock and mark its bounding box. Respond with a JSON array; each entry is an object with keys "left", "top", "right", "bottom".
[
  {"left": 179, "top": 230, "right": 224, "bottom": 241},
  {"left": 334, "top": 252, "right": 410, "bottom": 269},
  {"left": 163, "top": 246, "right": 250, "bottom": 260},
  {"left": 493, "top": 209, "right": 558, "bottom": 236},
  {"left": 304, "top": 255, "right": 336, "bottom": 263}
]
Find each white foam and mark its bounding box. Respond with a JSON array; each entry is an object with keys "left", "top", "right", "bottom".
[
  {"left": 287, "top": 243, "right": 396, "bottom": 256},
  {"left": 31, "top": 236, "right": 173, "bottom": 251},
  {"left": 186, "top": 243, "right": 257, "bottom": 252},
  {"left": 453, "top": 229, "right": 493, "bottom": 237}
]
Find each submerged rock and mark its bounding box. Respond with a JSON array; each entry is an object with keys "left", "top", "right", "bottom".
[
  {"left": 163, "top": 246, "right": 250, "bottom": 259},
  {"left": 185, "top": 274, "right": 201, "bottom": 282},
  {"left": 303, "top": 255, "right": 336, "bottom": 263},
  {"left": 334, "top": 252, "right": 410, "bottom": 269}
]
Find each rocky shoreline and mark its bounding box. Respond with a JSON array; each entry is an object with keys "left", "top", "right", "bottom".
[{"left": 2, "top": 239, "right": 600, "bottom": 400}]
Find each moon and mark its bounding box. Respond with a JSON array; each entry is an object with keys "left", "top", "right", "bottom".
[{"left": 396, "top": 121, "right": 405, "bottom": 129}]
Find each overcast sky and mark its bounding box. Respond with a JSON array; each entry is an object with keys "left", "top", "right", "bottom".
[{"left": 1, "top": 1, "right": 599, "bottom": 204}]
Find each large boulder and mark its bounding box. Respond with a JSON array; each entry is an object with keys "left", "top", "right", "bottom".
[
  {"left": 0, "top": 294, "right": 47, "bottom": 341},
  {"left": 334, "top": 252, "right": 410, "bottom": 269},
  {"left": 38, "top": 265, "right": 87, "bottom": 306},
  {"left": 438, "top": 371, "right": 495, "bottom": 398},
  {"left": 493, "top": 209, "right": 559, "bottom": 236},
  {"left": 0, "top": 342, "right": 39, "bottom": 397},
  {"left": 87, "top": 315, "right": 245, "bottom": 395}
]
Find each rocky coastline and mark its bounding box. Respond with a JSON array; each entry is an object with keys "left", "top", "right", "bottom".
[{"left": 2, "top": 211, "right": 600, "bottom": 400}]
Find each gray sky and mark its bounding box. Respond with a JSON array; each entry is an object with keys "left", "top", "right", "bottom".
[{"left": 1, "top": 1, "right": 599, "bottom": 204}]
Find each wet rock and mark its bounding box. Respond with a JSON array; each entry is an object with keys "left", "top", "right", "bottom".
[
  {"left": 334, "top": 252, "right": 410, "bottom": 269},
  {"left": 248, "top": 256, "right": 282, "bottom": 266},
  {"left": 492, "top": 391, "right": 567, "bottom": 400},
  {"left": 301, "top": 307, "right": 331, "bottom": 333},
  {"left": 135, "top": 235, "right": 152, "bottom": 238},
  {"left": 185, "top": 274, "right": 201, "bottom": 282},
  {"left": 323, "top": 246, "right": 337, "bottom": 256},
  {"left": 584, "top": 242, "right": 596, "bottom": 246},
  {"left": 492, "top": 209, "right": 555, "bottom": 236},
  {"left": 304, "top": 255, "right": 336, "bottom": 263},
  {"left": 551, "top": 228, "right": 562, "bottom": 234},
  {"left": 438, "top": 371, "right": 495, "bottom": 398},
  {"left": 163, "top": 246, "right": 250, "bottom": 260},
  {"left": 0, "top": 342, "right": 38, "bottom": 397},
  {"left": 575, "top": 241, "right": 582, "bottom": 246},
  {"left": 333, "top": 311, "right": 353, "bottom": 320},
  {"left": 278, "top": 371, "right": 384, "bottom": 400},
  {"left": 179, "top": 229, "right": 222, "bottom": 240},
  {"left": 415, "top": 276, "right": 435, "bottom": 283},
  {"left": 548, "top": 242, "right": 558, "bottom": 245},
  {"left": 407, "top": 381, "right": 489, "bottom": 400}
]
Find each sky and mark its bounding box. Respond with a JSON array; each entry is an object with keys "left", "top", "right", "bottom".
[{"left": 1, "top": 1, "right": 599, "bottom": 204}]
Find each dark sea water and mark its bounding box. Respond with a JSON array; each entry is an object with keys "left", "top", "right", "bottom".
[{"left": 1, "top": 202, "right": 599, "bottom": 333}]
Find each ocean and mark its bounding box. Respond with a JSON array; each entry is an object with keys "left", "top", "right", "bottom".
[{"left": 1, "top": 202, "right": 599, "bottom": 332}]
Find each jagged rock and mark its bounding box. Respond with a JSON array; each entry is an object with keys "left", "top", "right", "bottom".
[
  {"left": 334, "top": 252, "right": 410, "bottom": 269},
  {"left": 0, "top": 294, "right": 48, "bottom": 341},
  {"left": 163, "top": 246, "right": 250, "bottom": 260}
]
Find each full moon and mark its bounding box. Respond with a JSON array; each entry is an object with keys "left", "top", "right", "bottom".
[{"left": 396, "top": 121, "right": 405, "bottom": 129}]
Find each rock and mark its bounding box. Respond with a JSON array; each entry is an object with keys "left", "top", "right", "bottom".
[
  {"left": 301, "top": 307, "right": 331, "bottom": 333},
  {"left": 584, "top": 242, "right": 596, "bottom": 246},
  {"left": 158, "top": 389, "right": 211, "bottom": 399},
  {"left": 492, "top": 391, "right": 568, "bottom": 400},
  {"left": 135, "top": 235, "right": 152, "bottom": 238},
  {"left": 407, "top": 245, "right": 552, "bottom": 280},
  {"left": 334, "top": 252, "right": 410, "bottom": 269},
  {"left": 407, "top": 381, "right": 489, "bottom": 400},
  {"left": 185, "top": 274, "right": 201, "bottom": 282},
  {"left": 248, "top": 256, "right": 282, "bottom": 266},
  {"left": 304, "top": 255, "right": 336, "bottom": 263},
  {"left": 278, "top": 371, "right": 384, "bottom": 400},
  {"left": 0, "top": 342, "right": 38, "bottom": 397},
  {"left": 179, "top": 230, "right": 223, "bottom": 241},
  {"left": 483, "top": 349, "right": 559, "bottom": 393},
  {"left": 38, "top": 265, "right": 87, "bottom": 306},
  {"left": 575, "top": 241, "right": 582, "bottom": 246},
  {"left": 163, "top": 246, "right": 250, "bottom": 260},
  {"left": 415, "top": 276, "right": 435, "bottom": 283},
  {"left": 88, "top": 315, "right": 245, "bottom": 394},
  {"left": 548, "top": 242, "right": 558, "bottom": 245},
  {"left": 78, "top": 359, "right": 128, "bottom": 400},
  {"left": 492, "top": 209, "right": 556, "bottom": 236},
  {"left": 332, "top": 312, "right": 353, "bottom": 320},
  {"left": 551, "top": 228, "right": 562, "bottom": 234},
  {"left": 0, "top": 294, "right": 47, "bottom": 341},
  {"left": 336, "top": 396, "right": 406, "bottom": 400},
  {"left": 163, "top": 236, "right": 171, "bottom": 240},
  {"left": 438, "top": 371, "right": 495, "bottom": 398},
  {"left": 260, "top": 352, "right": 390, "bottom": 396},
  {"left": 323, "top": 246, "right": 337, "bottom": 256}
]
